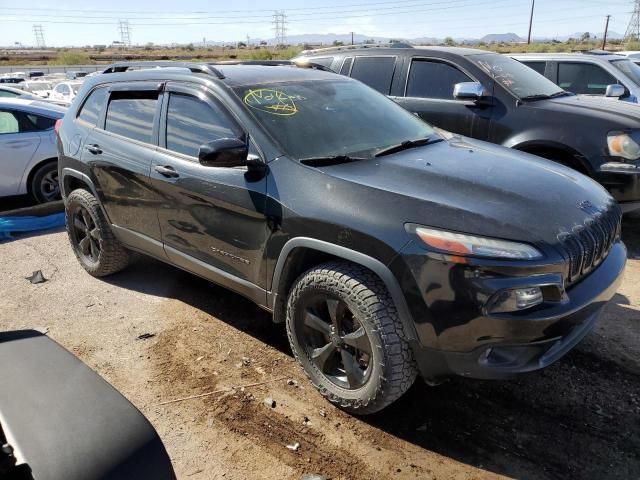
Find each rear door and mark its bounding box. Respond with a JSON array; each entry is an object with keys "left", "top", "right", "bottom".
[
  {"left": 348, "top": 56, "right": 398, "bottom": 95},
  {"left": 80, "top": 82, "right": 164, "bottom": 250},
  {"left": 151, "top": 82, "right": 269, "bottom": 291},
  {"left": 0, "top": 109, "right": 40, "bottom": 196},
  {"left": 392, "top": 57, "right": 492, "bottom": 139}
]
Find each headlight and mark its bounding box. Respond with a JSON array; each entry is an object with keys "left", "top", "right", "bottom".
[
  {"left": 410, "top": 225, "right": 543, "bottom": 260},
  {"left": 607, "top": 132, "right": 640, "bottom": 160}
]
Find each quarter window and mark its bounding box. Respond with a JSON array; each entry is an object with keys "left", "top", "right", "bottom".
[
  {"left": 557, "top": 62, "right": 618, "bottom": 95},
  {"left": 77, "top": 87, "right": 108, "bottom": 126},
  {"left": 165, "top": 93, "right": 240, "bottom": 157},
  {"left": 350, "top": 56, "right": 396, "bottom": 94},
  {"left": 406, "top": 60, "right": 473, "bottom": 99},
  {"left": 309, "top": 57, "right": 334, "bottom": 69},
  {"left": 105, "top": 92, "right": 158, "bottom": 143}
]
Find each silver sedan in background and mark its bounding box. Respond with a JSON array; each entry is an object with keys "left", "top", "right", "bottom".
[{"left": 0, "top": 99, "right": 66, "bottom": 203}]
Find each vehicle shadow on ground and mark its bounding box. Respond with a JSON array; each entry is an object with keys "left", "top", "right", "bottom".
[{"left": 103, "top": 255, "right": 639, "bottom": 480}]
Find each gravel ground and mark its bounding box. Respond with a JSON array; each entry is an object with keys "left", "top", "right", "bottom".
[{"left": 0, "top": 213, "right": 638, "bottom": 480}]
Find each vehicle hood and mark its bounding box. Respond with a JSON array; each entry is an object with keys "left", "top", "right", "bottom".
[
  {"left": 318, "top": 137, "right": 614, "bottom": 247},
  {"left": 526, "top": 94, "right": 640, "bottom": 126}
]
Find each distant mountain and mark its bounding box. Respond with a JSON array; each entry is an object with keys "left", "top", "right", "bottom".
[{"left": 480, "top": 33, "right": 525, "bottom": 43}]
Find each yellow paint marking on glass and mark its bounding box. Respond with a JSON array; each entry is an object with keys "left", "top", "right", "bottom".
[{"left": 244, "top": 89, "right": 298, "bottom": 116}]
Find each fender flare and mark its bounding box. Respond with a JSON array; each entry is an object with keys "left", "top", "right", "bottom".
[
  {"left": 61, "top": 167, "right": 112, "bottom": 223},
  {"left": 269, "top": 237, "right": 418, "bottom": 342},
  {"left": 510, "top": 140, "right": 593, "bottom": 176}
]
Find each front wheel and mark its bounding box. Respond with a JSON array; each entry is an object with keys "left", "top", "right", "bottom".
[{"left": 286, "top": 262, "right": 417, "bottom": 415}]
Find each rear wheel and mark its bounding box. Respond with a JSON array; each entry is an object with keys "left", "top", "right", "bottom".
[
  {"left": 30, "top": 161, "right": 61, "bottom": 203},
  {"left": 286, "top": 261, "right": 417, "bottom": 415},
  {"left": 65, "top": 189, "right": 130, "bottom": 277}
]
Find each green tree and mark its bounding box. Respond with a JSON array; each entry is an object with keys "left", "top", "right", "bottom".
[{"left": 444, "top": 37, "right": 456, "bottom": 46}]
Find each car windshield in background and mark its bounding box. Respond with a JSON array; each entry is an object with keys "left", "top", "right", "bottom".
[
  {"left": 470, "top": 53, "right": 566, "bottom": 100},
  {"left": 610, "top": 59, "right": 640, "bottom": 86},
  {"left": 234, "top": 79, "right": 435, "bottom": 160}
]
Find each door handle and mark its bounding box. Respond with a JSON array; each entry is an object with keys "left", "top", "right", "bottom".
[
  {"left": 85, "top": 144, "right": 102, "bottom": 155},
  {"left": 154, "top": 165, "right": 180, "bottom": 178}
]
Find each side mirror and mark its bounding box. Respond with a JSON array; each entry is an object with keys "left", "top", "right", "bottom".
[
  {"left": 198, "top": 138, "right": 249, "bottom": 168},
  {"left": 605, "top": 84, "right": 625, "bottom": 98},
  {"left": 453, "top": 82, "right": 485, "bottom": 101}
]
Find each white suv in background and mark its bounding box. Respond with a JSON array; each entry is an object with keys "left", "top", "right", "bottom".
[
  {"left": 512, "top": 50, "right": 640, "bottom": 103},
  {"left": 49, "top": 81, "right": 84, "bottom": 104},
  {"left": 0, "top": 99, "right": 66, "bottom": 202}
]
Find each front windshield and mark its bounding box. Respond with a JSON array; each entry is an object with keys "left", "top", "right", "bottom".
[
  {"left": 469, "top": 53, "right": 565, "bottom": 99},
  {"left": 234, "top": 79, "right": 435, "bottom": 160},
  {"left": 610, "top": 59, "right": 640, "bottom": 85}
]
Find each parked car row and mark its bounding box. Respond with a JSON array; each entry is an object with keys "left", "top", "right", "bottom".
[
  {"left": 0, "top": 71, "right": 89, "bottom": 105},
  {"left": 49, "top": 58, "right": 626, "bottom": 417},
  {"left": 294, "top": 45, "right": 640, "bottom": 212}
]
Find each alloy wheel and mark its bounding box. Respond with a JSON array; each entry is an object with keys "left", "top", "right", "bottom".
[
  {"left": 70, "top": 206, "right": 101, "bottom": 263},
  {"left": 39, "top": 170, "right": 60, "bottom": 201},
  {"left": 297, "top": 294, "right": 373, "bottom": 390}
]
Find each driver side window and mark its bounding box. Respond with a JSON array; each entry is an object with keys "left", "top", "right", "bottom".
[
  {"left": 165, "top": 92, "right": 240, "bottom": 157},
  {"left": 406, "top": 59, "right": 473, "bottom": 100}
]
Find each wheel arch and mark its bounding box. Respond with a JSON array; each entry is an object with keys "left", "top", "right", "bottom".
[
  {"left": 269, "top": 237, "right": 418, "bottom": 342},
  {"left": 512, "top": 140, "right": 593, "bottom": 176},
  {"left": 60, "top": 168, "right": 112, "bottom": 224}
]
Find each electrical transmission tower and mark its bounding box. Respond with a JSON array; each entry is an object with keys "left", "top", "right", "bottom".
[
  {"left": 33, "top": 25, "right": 45, "bottom": 48},
  {"left": 272, "top": 10, "right": 287, "bottom": 47},
  {"left": 624, "top": 0, "right": 640, "bottom": 42},
  {"left": 118, "top": 20, "right": 132, "bottom": 47}
]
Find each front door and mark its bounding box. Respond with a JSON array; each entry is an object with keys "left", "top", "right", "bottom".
[
  {"left": 392, "top": 58, "right": 492, "bottom": 140},
  {"left": 151, "top": 83, "right": 269, "bottom": 293}
]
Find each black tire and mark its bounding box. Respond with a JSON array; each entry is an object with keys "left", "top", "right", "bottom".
[
  {"left": 286, "top": 261, "right": 417, "bottom": 415},
  {"left": 65, "top": 189, "right": 130, "bottom": 277},
  {"left": 30, "top": 161, "right": 61, "bottom": 203}
]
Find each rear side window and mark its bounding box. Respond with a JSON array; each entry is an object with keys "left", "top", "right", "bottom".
[
  {"left": 105, "top": 92, "right": 158, "bottom": 143},
  {"left": 558, "top": 62, "right": 617, "bottom": 95},
  {"left": 77, "top": 87, "right": 108, "bottom": 126},
  {"left": 522, "top": 61, "right": 546, "bottom": 76},
  {"left": 350, "top": 56, "right": 396, "bottom": 94},
  {"left": 340, "top": 57, "right": 353, "bottom": 75},
  {"left": 406, "top": 60, "right": 472, "bottom": 99},
  {"left": 309, "top": 57, "right": 334, "bottom": 69},
  {"left": 0, "top": 110, "right": 55, "bottom": 133},
  {"left": 165, "top": 93, "right": 240, "bottom": 157},
  {"left": 0, "top": 111, "right": 19, "bottom": 134}
]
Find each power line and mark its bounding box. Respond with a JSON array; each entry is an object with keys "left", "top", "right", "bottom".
[
  {"left": 272, "top": 10, "right": 287, "bottom": 46},
  {"left": 33, "top": 24, "right": 45, "bottom": 48},
  {"left": 118, "top": 20, "right": 131, "bottom": 46},
  {"left": 624, "top": 0, "right": 640, "bottom": 41}
]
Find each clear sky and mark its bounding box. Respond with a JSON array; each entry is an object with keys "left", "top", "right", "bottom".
[{"left": 0, "top": 0, "right": 634, "bottom": 47}]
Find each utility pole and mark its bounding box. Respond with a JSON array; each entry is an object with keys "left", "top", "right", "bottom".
[
  {"left": 33, "top": 25, "right": 45, "bottom": 48},
  {"left": 351, "top": 32, "right": 354, "bottom": 45},
  {"left": 602, "top": 15, "right": 611, "bottom": 50},
  {"left": 527, "top": 0, "right": 535, "bottom": 44}
]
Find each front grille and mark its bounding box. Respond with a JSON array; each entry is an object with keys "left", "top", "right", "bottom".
[{"left": 559, "top": 204, "right": 621, "bottom": 284}]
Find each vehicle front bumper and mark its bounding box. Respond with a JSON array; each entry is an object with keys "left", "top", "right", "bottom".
[
  {"left": 598, "top": 162, "right": 640, "bottom": 212},
  {"left": 395, "top": 241, "right": 627, "bottom": 381}
]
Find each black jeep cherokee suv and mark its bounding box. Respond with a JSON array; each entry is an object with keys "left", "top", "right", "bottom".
[
  {"left": 57, "top": 61, "right": 626, "bottom": 414},
  {"left": 295, "top": 45, "right": 640, "bottom": 213}
]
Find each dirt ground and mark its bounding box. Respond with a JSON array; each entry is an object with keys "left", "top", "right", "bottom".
[{"left": 0, "top": 209, "right": 638, "bottom": 479}]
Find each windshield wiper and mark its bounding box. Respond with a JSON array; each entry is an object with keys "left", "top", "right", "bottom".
[
  {"left": 519, "top": 93, "right": 552, "bottom": 101},
  {"left": 374, "top": 136, "right": 442, "bottom": 158},
  {"left": 549, "top": 90, "right": 573, "bottom": 98},
  {"left": 299, "top": 155, "right": 368, "bottom": 167}
]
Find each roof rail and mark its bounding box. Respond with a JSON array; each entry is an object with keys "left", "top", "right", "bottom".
[
  {"left": 102, "top": 61, "right": 225, "bottom": 79},
  {"left": 212, "top": 59, "right": 335, "bottom": 72},
  {"left": 300, "top": 42, "right": 413, "bottom": 55},
  {"left": 581, "top": 49, "right": 623, "bottom": 56}
]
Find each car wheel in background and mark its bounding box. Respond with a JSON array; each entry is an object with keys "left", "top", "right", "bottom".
[
  {"left": 286, "top": 261, "right": 418, "bottom": 415},
  {"left": 30, "top": 161, "right": 61, "bottom": 203},
  {"left": 65, "top": 189, "right": 130, "bottom": 277}
]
